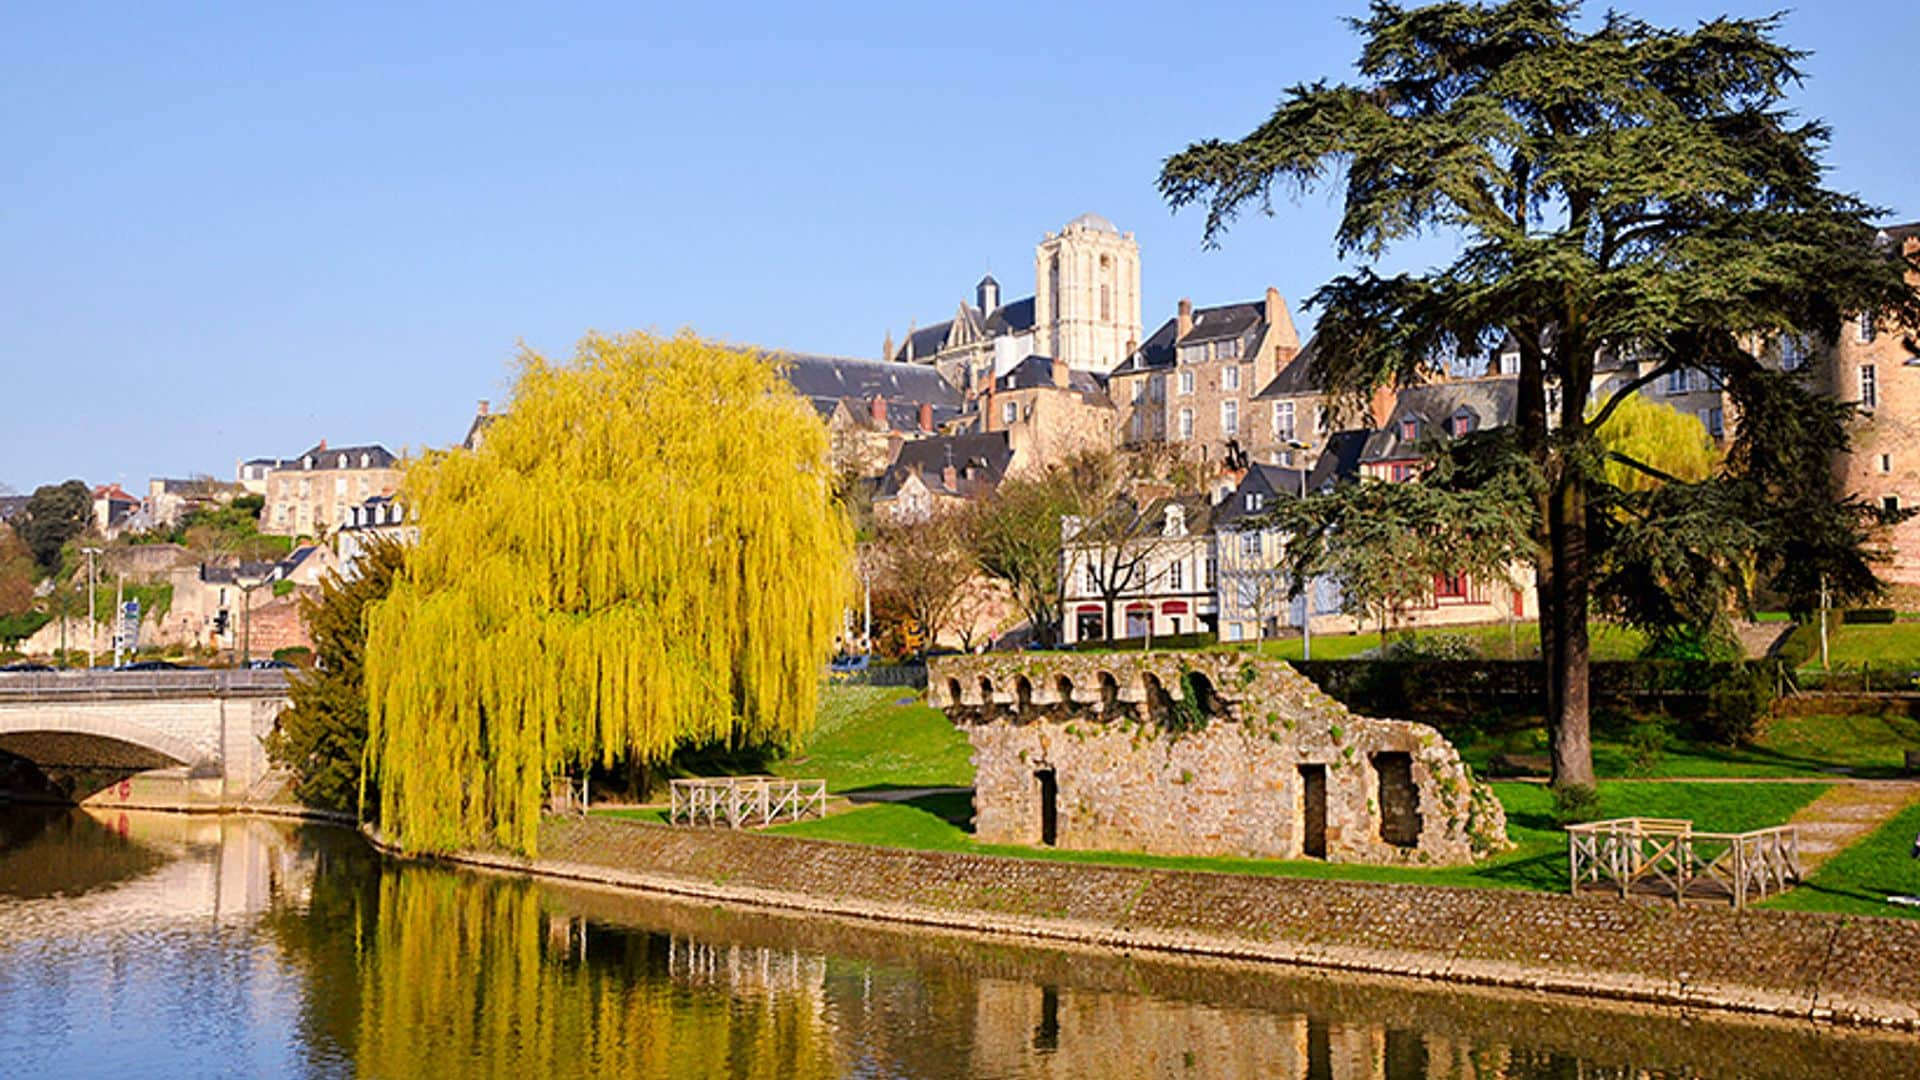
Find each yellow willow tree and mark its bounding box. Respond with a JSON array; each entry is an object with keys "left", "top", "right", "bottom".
[{"left": 365, "top": 331, "right": 853, "bottom": 854}]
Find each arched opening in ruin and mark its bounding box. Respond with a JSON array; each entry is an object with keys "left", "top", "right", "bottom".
[
  {"left": 1014, "top": 675, "right": 1033, "bottom": 711},
  {"left": 1053, "top": 675, "right": 1075, "bottom": 711},
  {"left": 1184, "top": 671, "right": 1226, "bottom": 718},
  {"left": 1096, "top": 671, "right": 1119, "bottom": 714},
  {"left": 946, "top": 678, "right": 963, "bottom": 706},
  {"left": 978, "top": 677, "right": 996, "bottom": 706},
  {"left": 1297, "top": 764, "right": 1328, "bottom": 858},
  {"left": 1139, "top": 673, "right": 1173, "bottom": 725}
]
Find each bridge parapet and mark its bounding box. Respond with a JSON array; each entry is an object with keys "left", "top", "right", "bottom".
[{"left": 0, "top": 670, "right": 290, "bottom": 701}]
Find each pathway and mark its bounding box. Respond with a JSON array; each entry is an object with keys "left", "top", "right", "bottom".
[{"left": 1786, "top": 780, "right": 1920, "bottom": 871}]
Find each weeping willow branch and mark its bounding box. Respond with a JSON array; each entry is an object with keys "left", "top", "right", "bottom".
[{"left": 364, "top": 331, "right": 854, "bottom": 855}]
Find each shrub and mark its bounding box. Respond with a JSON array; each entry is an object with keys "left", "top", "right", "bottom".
[
  {"left": 1381, "top": 632, "right": 1481, "bottom": 661},
  {"left": 1551, "top": 783, "right": 1602, "bottom": 825},
  {"left": 1842, "top": 607, "right": 1897, "bottom": 625},
  {"left": 1696, "top": 664, "right": 1776, "bottom": 745},
  {"left": 1624, "top": 718, "right": 1670, "bottom": 777}
]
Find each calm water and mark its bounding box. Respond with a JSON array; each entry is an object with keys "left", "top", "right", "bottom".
[{"left": 1, "top": 807, "right": 1916, "bottom": 1079}]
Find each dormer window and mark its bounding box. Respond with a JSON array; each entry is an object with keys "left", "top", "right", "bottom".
[
  {"left": 336, "top": 454, "right": 347, "bottom": 468},
  {"left": 1245, "top": 492, "right": 1263, "bottom": 513},
  {"left": 304, "top": 456, "right": 314, "bottom": 470},
  {"left": 1400, "top": 416, "right": 1419, "bottom": 441},
  {"left": 1451, "top": 409, "right": 1476, "bottom": 437},
  {"left": 1163, "top": 505, "right": 1187, "bottom": 537},
  {"left": 359, "top": 453, "right": 370, "bottom": 468}
]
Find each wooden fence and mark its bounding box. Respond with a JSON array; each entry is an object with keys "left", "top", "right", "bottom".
[
  {"left": 1566, "top": 817, "right": 1801, "bottom": 909},
  {"left": 668, "top": 776, "right": 827, "bottom": 829}
]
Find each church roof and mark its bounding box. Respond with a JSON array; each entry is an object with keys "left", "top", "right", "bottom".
[{"left": 893, "top": 295, "right": 1037, "bottom": 363}]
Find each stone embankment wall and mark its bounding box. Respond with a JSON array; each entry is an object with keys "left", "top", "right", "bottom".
[
  {"left": 927, "top": 652, "right": 1505, "bottom": 865},
  {"left": 461, "top": 817, "right": 1920, "bottom": 1030}
]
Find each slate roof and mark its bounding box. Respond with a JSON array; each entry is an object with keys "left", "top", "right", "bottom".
[
  {"left": 893, "top": 296, "right": 1037, "bottom": 363},
  {"left": 1112, "top": 300, "right": 1266, "bottom": 374},
  {"left": 1360, "top": 378, "right": 1519, "bottom": 463},
  {"left": 993, "top": 354, "right": 1109, "bottom": 398},
  {"left": 199, "top": 560, "right": 279, "bottom": 586},
  {"left": 876, "top": 432, "right": 1014, "bottom": 499},
  {"left": 289, "top": 444, "right": 399, "bottom": 471},
  {"left": 777, "top": 352, "right": 967, "bottom": 429},
  {"left": 1875, "top": 222, "right": 1920, "bottom": 246},
  {"left": 0, "top": 495, "right": 28, "bottom": 522},
  {"left": 1254, "top": 334, "right": 1323, "bottom": 398},
  {"left": 1214, "top": 464, "right": 1309, "bottom": 527}
]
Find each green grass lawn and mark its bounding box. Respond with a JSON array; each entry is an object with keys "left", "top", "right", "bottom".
[
  {"left": 1451, "top": 710, "right": 1920, "bottom": 781},
  {"left": 1798, "top": 622, "right": 1920, "bottom": 669},
  {"left": 1761, "top": 800, "right": 1920, "bottom": 920},
  {"left": 1218, "top": 620, "right": 1648, "bottom": 662},
  {"left": 765, "top": 780, "right": 1826, "bottom": 893},
  {"left": 768, "top": 684, "right": 972, "bottom": 794}
]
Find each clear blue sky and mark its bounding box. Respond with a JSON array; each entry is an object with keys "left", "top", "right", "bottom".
[{"left": 3, "top": 1, "right": 1914, "bottom": 493}]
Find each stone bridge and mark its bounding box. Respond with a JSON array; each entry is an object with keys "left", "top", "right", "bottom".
[{"left": 0, "top": 670, "right": 291, "bottom": 809}]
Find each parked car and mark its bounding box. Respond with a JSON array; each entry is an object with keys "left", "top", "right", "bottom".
[
  {"left": 0, "top": 661, "right": 54, "bottom": 672},
  {"left": 246, "top": 659, "right": 295, "bottom": 670},
  {"left": 117, "top": 660, "right": 202, "bottom": 671}
]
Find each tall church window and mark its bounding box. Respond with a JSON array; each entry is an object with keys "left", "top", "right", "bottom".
[
  {"left": 1100, "top": 284, "right": 1111, "bottom": 322},
  {"left": 1049, "top": 258, "right": 1060, "bottom": 321}
]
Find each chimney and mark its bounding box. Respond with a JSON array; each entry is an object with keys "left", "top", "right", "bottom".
[
  {"left": 1051, "top": 355, "right": 1069, "bottom": 389},
  {"left": 318, "top": 438, "right": 328, "bottom": 452},
  {"left": 869, "top": 394, "right": 888, "bottom": 429},
  {"left": 1369, "top": 385, "right": 1398, "bottom": 429},
  {"left": 477, "top": 399, "right": 489, "bottom": 417},
  {"left": 883, "top": 331, "right": 895, "bottom": 363},
  {"left": 918, "top": 401, "right": 933, "bottom": 433},
  {"left": 1176, "top": 299, "right": 1193, "bottom": 340},
  {"left": 1265, "top": 287, "right": 1301, "bottom": 371}
]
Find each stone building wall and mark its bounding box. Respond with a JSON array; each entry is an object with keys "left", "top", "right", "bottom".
[{"left": 928, "top": 652, "right": 1505, "bottom": 866}]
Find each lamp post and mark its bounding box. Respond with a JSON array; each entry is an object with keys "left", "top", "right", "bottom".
[{"left": 80, "top": 547, "right": 101, "bottom": 668}]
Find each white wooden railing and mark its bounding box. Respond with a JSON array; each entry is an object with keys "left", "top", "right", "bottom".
[{"left": 667, "top": 776, "right": 827, "bottom": 829}]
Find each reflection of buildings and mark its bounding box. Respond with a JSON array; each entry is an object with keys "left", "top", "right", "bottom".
[{"left": 0, "top": 810, "right": 317, "bottom": 926}]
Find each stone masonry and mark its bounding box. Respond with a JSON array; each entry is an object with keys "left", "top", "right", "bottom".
[{"left": 927, "top": 652, "right": 1507, "bottom": 866}]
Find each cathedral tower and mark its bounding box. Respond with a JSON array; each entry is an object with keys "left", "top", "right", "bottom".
[{"left": 1033, "top": 213, "right": 1142, "bottom": 373}]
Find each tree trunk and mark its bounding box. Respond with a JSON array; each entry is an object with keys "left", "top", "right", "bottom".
[{"left": 1546, "top": 462, "right": 1595, "bottom": 788}]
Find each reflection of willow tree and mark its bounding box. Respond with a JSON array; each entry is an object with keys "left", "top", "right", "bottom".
[
  {"left": 366, "top": 332, "right": 853, "bottom": 855},
  {"left": 268, "top": 851, "right": 839, "bottom": 1078}
]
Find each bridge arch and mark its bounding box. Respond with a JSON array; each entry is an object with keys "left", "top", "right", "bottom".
[{"left": 0, "top": 709, "right": 207, "bottom": 771}]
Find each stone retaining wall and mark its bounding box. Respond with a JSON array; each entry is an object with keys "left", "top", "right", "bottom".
[{"left": 411, "top": 817, "right": 1920, "bottom": 1031}]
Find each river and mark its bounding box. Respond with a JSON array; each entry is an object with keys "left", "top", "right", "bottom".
[{"left": 0, "top": 806, "right": 1915, "bottom": 1079}]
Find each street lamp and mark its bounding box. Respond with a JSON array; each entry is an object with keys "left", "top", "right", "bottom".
[{"left": 237, "top": 570, "right": 267, "bottom": 668}]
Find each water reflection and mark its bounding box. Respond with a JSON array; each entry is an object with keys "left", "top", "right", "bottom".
[{"left": 0, "top": 807, "right": 1916, "bottom": 1079}]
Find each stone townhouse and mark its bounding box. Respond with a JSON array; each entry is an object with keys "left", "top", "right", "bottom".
[
  {"left": 870, "top": 432, "right": 1014, "bottom": 523},
  {"left": 336, "top": 494, "right": 418, "bottom": 577},
  {"left": 261, "top": 441, "right": 402, "bottom": 538},
  {"left": 1213, "top": 454, "right": 1360, "bottom": 644},
  {"left": 1108, "top": 289, "right": 1303, "bottom": 476},
  {"left": 90, "top": 483, "right": 140, "bottom": 538},
  {"left": 892, "top": 213, "right": 1143, "bottom": 388},
  {"left": 143, "top": 476, "right": 237, "bottom": 531},
  {"left": 964, "top": 354, "right": 1116, "bottom": 467},
  {"left": 1060, "top": 497, "right": 1217, "bottom": 644}
]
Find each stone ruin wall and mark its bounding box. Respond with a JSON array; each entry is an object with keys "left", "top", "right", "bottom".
[{"left": 928, "top": 652, "right": 1507, "bottom": 867}]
